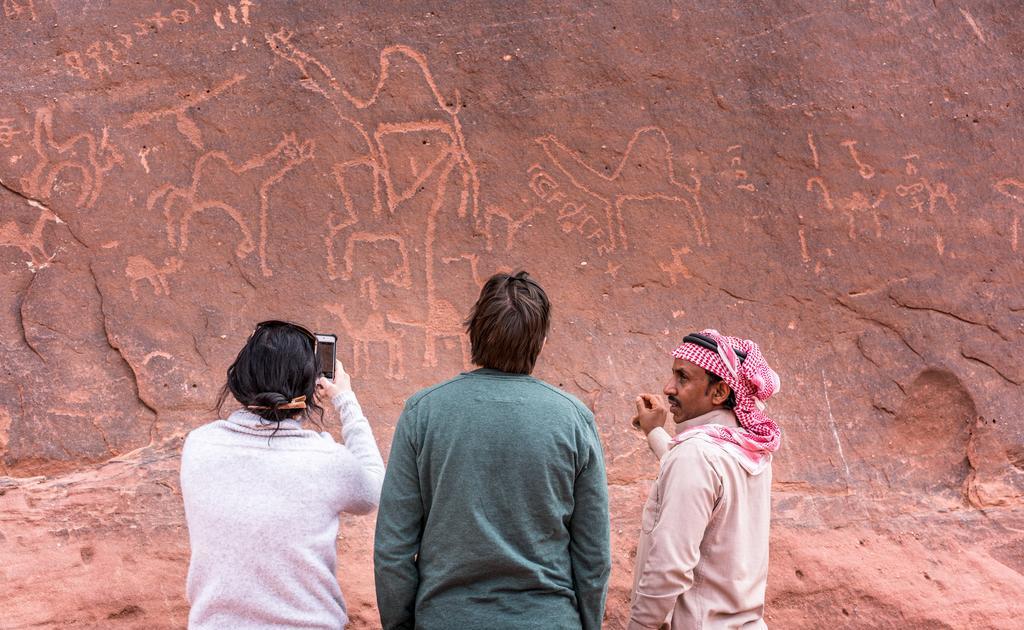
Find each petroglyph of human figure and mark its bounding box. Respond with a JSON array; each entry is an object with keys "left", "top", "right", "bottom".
[
  {"left": 659, "top": 247, "right": 693, "bottom": 285},
  {"left": 535, "top": 126, "right": 709, "bottom": 254},
  {"left": 125, "top": 255, "right": 182, "bottom": 300},
  {"left": 805, "top": 177, "right": 886, "bottom": 240},
  {"left": 147, "top": 133, "right": 313, "bottom": 277},
  {"left": 0, "top": 206, "right": 61, "bottom": 269},
  {"left": 326, "top": 279, "right": 405, "bottom": 380},
  {"left": 21, "top": 107, "right": 124, "bottom": 208}
]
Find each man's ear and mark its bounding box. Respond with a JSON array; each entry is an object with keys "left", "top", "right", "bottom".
[{"left": 712, "top": 382, "right": 731, "bottom": 405}]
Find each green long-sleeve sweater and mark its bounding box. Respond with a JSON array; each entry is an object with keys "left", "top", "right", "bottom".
[{"left": 374, "top": 368, "right": 611, "bottom": 630}]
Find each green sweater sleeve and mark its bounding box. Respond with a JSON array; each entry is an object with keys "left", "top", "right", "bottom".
[
  {"left": 374, "top": 405, "right": 423, "bottom": 630},
  {"left": 569, "top": 411, "right": 612, "bottom": 630}
]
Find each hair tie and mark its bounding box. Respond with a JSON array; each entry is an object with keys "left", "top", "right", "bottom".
[{"left": 246, "top": 395, "right": 307, "bottom": 411}]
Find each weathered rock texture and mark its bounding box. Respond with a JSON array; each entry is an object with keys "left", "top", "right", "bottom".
[{"left": 2, "top": 1, "right": 1023, "bottom": 627}]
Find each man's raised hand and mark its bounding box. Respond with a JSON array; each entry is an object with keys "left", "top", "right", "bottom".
[{"left": 631, "top": 394, "right": 667, "bottom": 435}]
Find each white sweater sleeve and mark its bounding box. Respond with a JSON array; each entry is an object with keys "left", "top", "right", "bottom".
[{"left": 330, "top": 390, "right": 385, "bottom": 514}]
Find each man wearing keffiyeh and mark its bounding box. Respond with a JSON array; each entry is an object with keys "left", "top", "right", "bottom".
[{"left": 627, "top": 329, "right": 781, "bottom": 630}]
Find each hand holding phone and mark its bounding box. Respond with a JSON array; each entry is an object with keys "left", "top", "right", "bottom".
[{"left": 317, "top": 360, "right": 352, "bottom": 400}]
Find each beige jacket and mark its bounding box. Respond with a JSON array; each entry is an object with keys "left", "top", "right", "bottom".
[{"left": 628, "top": 409, "right": 772, "bottom": 629}]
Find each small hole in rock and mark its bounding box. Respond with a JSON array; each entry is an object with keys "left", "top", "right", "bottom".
[{"left": 107, "top": 605, "right": 143, "bottom": 620}]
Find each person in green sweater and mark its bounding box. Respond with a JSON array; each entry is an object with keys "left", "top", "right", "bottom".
[{"left": 374, "top": 271, "right": 611, "bottom": 630}]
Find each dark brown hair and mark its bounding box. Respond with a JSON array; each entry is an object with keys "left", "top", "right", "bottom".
[{"left": 464, "top": 271, "right": 550, "bottom": 375}]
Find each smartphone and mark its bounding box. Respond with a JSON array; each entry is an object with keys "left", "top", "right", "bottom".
[{"left": 315, "top": 333, "right": 337, "bottom": 379}]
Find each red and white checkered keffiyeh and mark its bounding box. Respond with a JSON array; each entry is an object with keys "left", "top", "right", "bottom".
[{"left": 669, "top": 329, "right": 782, "bottom": 463}]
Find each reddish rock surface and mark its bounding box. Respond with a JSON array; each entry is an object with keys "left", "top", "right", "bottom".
[{"left": 2, "top": 1, "right": 1023, "bottom": 628}]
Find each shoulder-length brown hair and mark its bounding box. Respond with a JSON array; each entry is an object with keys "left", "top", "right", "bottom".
[{"left": 464, "top": 271, "right": 550, "bottom": 374}]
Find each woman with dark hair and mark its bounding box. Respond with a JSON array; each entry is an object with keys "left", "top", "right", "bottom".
[{"left": 180, "top": 320, "right": 384, "bottom": 629}]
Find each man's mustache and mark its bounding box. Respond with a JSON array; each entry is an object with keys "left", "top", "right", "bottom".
[{"left": 667, "top": 396, "right": 680, "bottom": 406}]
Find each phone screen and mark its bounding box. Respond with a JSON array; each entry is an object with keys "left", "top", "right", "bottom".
[{"left": 315, "top": 334, "right": 337, "bottom": 379}]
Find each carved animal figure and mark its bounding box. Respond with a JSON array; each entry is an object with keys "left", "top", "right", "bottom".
[
  {"left": 146, "top": 133, "right": 313, "bottom": 277},
  {"left": 125, "top": 256, "right": 182, "bottom": 300},
  {"left": 327, "top": 280, "right": 406, "bottom": 379},
  {"left": 21, "top": 107, "right": 123, "bottom": 208},
  {"left": 389, "top": 296, "right": 469, "bottom": 369},
  {"left": 0, "top": 207, "right": 60, "bottom": 268},
  {"left": 536, "top": 127, "right": 708, "bottom": 253}
]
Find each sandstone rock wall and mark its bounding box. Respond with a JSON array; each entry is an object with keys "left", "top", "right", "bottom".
[{"left": 1, "top": 1, "right": 1022, "bottom": 627}]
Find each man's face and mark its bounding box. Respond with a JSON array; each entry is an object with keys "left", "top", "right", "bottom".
[{"left": 663, "top": 358, "right": 717, "bottom": 423}]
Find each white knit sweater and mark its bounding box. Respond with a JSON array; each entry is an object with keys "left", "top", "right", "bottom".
[{"left": 180, "top": 391, "right": 385, "bottom": 629}]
